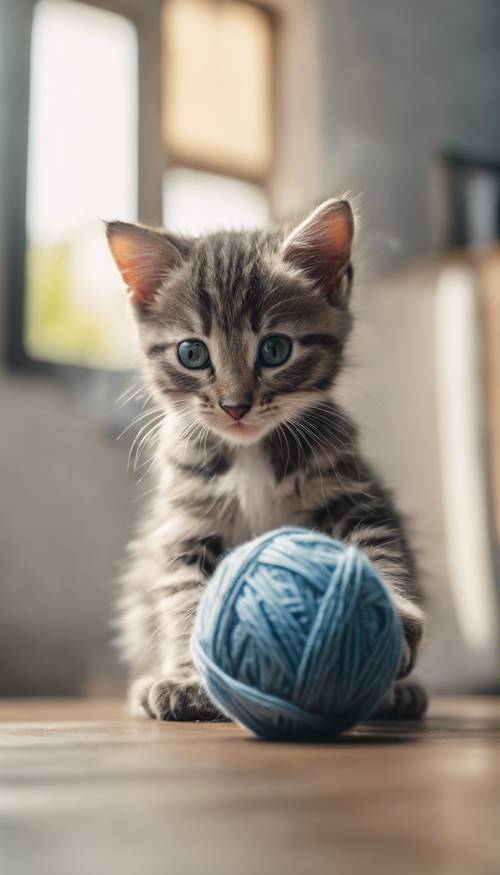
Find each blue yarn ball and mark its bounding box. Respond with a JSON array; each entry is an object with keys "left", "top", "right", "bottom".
[{"left": 191, "top": 527, "right": 403, "bottom": 740}]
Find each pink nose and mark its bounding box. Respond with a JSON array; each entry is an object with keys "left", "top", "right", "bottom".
[{"left": 220, "top": 404, "right": 251, "bottom": 421}]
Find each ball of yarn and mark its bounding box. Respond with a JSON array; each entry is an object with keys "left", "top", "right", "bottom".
[{"left": 192, "top": 527, "right": 402, "bottom": 740}]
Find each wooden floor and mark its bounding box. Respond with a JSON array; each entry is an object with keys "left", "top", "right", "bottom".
[{"left": 0, "top": 697, "right": 499, "bottom": 875}]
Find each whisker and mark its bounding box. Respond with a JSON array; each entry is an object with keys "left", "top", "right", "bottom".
[
  {"left": 117, "top": 406, "right": 164, "bottom": 441},
  {"left": 128, "top": 412, "right": 165, "bottom": 470}
]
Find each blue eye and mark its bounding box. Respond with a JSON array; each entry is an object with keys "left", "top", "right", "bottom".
[
  {"left": 258, "top": 335, "right": 292, "bottom": 367},
  {"left": 177, "top": 339, "right": 210, "bottom": 370}
]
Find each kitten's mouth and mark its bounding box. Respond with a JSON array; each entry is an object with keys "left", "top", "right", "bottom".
[
  {"left": 200, "top": 409, "right": 278, "bottom": 444},
  {"left": 208, "top": 417, "right": 265, "bottom": 444},
  {"left": 225, "top": 420, "right": 261, "bottom": 437}
]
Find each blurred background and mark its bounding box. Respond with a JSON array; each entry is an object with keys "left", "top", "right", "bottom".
[{"left": 0, "top": 0, "right": 499, "bottom": 697}]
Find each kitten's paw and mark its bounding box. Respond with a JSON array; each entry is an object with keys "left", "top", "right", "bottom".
[
  {"left": 397, "top": 612, "right": 425, "bottom": 680},
  {"left": 371, "top": 680, "right": 428, "bottom": 720},
  {"left": 131, "top": 676, "right": 227, "bottom": 722},
  {"left": 397, "top": 642, "right": 417, "bottom": 680}
]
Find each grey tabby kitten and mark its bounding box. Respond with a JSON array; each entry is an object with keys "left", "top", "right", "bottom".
[{"left": 107, "top": 198, "right": 427, "bottom": 722}]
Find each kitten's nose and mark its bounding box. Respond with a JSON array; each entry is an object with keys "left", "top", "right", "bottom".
[{"left": 220, "top": 402, "right": 251, "bottom": 421}]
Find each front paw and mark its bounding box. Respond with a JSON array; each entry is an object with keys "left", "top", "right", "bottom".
[
  {"left": 397, "top": 641, "right": 417, "bottom": 679},
  {"left": 131, "top": 676, "right": 227, "bottom": 722},
  {"left": 371, "top": 681, "right": 428, "bottom": 720},
  {"left": 397, "top": 613, "right": 424, "bottom": 679}
]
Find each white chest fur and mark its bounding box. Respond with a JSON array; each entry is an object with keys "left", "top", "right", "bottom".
[{"left": 215, "top": 446, "right": 291, "bottom": 542}]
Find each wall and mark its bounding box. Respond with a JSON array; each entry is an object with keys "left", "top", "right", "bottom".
[
  {"left": 0, "top": 372, "right": 136, "bottom": 695},
  {"left": 341, "top": 260, "right": 500, "bottom": 692},
  {"left": 316, "top": 0, "right": 500, "bottom": 272}
]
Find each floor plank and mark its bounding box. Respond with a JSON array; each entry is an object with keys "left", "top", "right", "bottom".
[{"left": 0, "top": 697, "right": 498, "bottom": 875}]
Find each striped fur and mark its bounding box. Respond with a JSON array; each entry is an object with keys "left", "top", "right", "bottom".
[{"left": 107, "top": 200, "right": 426, "bottom": 722}]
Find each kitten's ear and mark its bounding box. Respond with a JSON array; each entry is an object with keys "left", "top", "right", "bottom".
[
  {"left": 282, "top": 199, "right": 354, "bottom": 307},
  {"left": 106, "top": 221, "right": 183, "bottom": 309}
]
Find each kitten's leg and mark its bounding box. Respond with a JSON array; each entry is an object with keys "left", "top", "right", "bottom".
[
  {"left": 122, "top": 544, "right": 226, "bottom": 722},
  {"left": 130, "top": 674, "right": 224, "bottom": 721},
  {"left": 337, "top": 525, "right": 427, "bottom": 719},
  {"left": 371, "top": 680, "right": 428, "bottom": 720},
  {"left": 387, "top": 589, "right": 425, "bottom": 680},
  {"left": 327, "top": 501, "right": 426, "bottom": 691}
]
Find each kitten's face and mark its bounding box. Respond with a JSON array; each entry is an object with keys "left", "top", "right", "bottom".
[{"left": 107, "top": 200, "right": 354, "bottom": 447}]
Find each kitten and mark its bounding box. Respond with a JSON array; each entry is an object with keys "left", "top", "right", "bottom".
[{"left": 107, "top": 198, "right": 427, "bottom": 722}]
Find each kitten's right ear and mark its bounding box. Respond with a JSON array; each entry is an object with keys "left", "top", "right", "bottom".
[
  {"left": 106, "top": 221, "right": 183, "bottom": 310},
  {"left": 282, "top": 199, "right": 354, "bottom": 308}
]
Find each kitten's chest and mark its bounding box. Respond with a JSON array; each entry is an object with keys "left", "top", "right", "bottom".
[{"left": 216, "top": 446, "right": 294, "bottom": 543}]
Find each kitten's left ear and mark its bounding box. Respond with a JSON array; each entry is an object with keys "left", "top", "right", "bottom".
[
  {"left": 106, "top": 221, "right": 183, "bottom": 311},
  {"left": 282, "top": 199, "right": 354, "bottom": 307}
]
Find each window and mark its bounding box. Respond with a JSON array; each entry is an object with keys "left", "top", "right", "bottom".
[
  {"left": 20, "top": 0, "right": 275, "bottom": 371},
  {"left": 163, "top": 167, "right": 269, "bottom": 234},
  {"left": 25, "top": 0, "right": 138, "bottom": 369},
  {"left": 163, "top": 0, "right": 273, "bottom": 179},
  {"left": 162, "top": 0, "right": 274, "bottom": 233}
]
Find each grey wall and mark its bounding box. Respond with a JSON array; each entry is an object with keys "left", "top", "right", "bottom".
[
  {"left": 0, "top": 372, "right": 136, "bottom": 695},
  {"left": 316, "top": 0, "right": 500, "bottom": 272}
]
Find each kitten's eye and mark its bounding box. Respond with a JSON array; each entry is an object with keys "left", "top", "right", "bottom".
[
  {"left": 258, "top": 335, "right": 292, "bottom": 367},
  {"left": 177, "top": 339, "right": 210, "bottom": 370}
]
